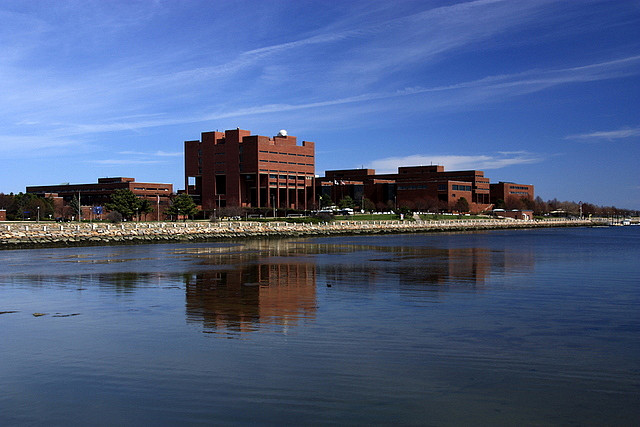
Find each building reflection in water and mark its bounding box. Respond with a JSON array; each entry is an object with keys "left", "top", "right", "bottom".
[
  {"left": 319, "top": 244, "right": 534, "bottom": 298},
  {"left": 181, "top": 240, "right": 534, "bottom": 335},
  {"left": 184, "top": 261, "right": 317, "bottom": 336}
]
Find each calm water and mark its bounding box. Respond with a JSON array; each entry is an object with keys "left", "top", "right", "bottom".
[{"left": 1, "top": 227, "right": 639, "bottom": 426}]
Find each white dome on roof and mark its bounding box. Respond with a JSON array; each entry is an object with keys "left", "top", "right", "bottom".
[{"left": 277, "top": 129, "right": 288, "bottom": 136}]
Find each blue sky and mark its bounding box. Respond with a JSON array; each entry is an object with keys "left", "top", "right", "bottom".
[{"left": 1, "top": 0, "right": 639, "bottom": 208}]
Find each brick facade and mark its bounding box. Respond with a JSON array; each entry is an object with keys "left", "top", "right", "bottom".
[
  {"left": 26, "top": 177, "right": 173, "bottom": 220},
  {"left": 490, "top": 182, "right": 535, "bottom": 204},
  {"left": 317, "top": 165, "right": 494, "bottom": 213},
  {"left": 185, "top": 129, "right": 315, "bottom": 212}
]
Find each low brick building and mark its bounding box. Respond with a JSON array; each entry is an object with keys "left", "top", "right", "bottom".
[
  {"left": 490, "top": 182, "right": 535, "bottom": 205},
  {"left": 26, "top": 177, "right": 173, "bottom": 220},
  {"left": 317, "top": 165, "right": 493, "bottom": 213}
]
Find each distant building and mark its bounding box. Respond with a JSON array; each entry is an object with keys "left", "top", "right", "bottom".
[
  {"left": 492, "top": 209, "right": 534, "bottom": 220},
  {"left": 26, "top": 177, "right": 173, "bottom": 220},
  {"left": 490, "top": 182, "right": 535, "bottom": 205},
  {"left": 317, "top": 165, "right": 493, "bottom": 213},
  {"left": 184, "top": 128, "right": 315, "bottom": 211}
]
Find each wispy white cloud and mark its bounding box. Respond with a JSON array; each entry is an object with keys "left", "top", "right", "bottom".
[
  {"left": 118, "top": 150, "right": 182, "bottom": 157},
  {"left": 90, "top": 159, "right": 168, "bottom": 166},
  {"left": 0, "top": 134, "right": 78, "bottom": 153},
  {"left": 91, "top": 149, "right": 183, "bottom": 166},
  {"left": 565, "top": 126, "right": 640, "bottom": 141},
  {"left": 1, "top": 0, "right": 637, "bottom": 153},
  {"left": 0, "top": 0, "right": 569, "bottom": 135},
  {"left": 368, "top": 152, "right": 542, "bottom": 174},
  {"left": 49, "top": 54, "right": 640, "bottom": 136}
]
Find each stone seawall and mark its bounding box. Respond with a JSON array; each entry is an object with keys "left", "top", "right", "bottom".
[{"left": 0, "top": 218, "right": 595, "bottom": 249}]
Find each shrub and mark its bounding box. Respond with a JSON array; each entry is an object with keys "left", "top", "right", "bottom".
[{"left": 106, "top": 211, "right": 123, "bottom": 223}]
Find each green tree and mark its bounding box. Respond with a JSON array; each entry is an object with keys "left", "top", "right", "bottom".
[
  {"left": 11, "top": 193, "right": 54, "bottom": 220},
  {"left": 166, "top": 193, "right": 199, "bottom": 221},
  {"left": 138, "top": 198, "right": 154, "bottom": 219},
  {"left": 105, "top": 189, "right": 141, "bottom": 220},
  {"left": 338, "top": 196, "right": 354, "bottom": 209},
  {"left": 397, "top": 206, "right": 412, "bottom": 219},
  {"left": 27, "top": 196, "right": 54, "bottom": 221},
  {"left": 455, "top": 197, "right": 470, "bottom": 213},
  {"left": 68, "top": 195, "right": 81, "bottom": 220},
  {"left": 362, "top": 197, "right": 375, "bottom": 212},
  {"left": 319, "top": 194, "right": 332, "bottom": 208}
]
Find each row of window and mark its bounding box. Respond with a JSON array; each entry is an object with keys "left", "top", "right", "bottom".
[
  {"left": 435, "top": 184, "right": 472, "bottom": 191},
  {"left": 268, "top": 174, "right": 311, "bottom": 181},
  {"left": 259, "top": 150, "right": 313, "bottom": 158},
  {"left": 269, "top": 182, "right": 308, "bottom": 187},
  {"left": 262, "top": 160, "right": 313, "bottom": 166},
  {"left": 260, "top": 169, "right": 313, "bottom": 177},
  {"left": 509, "top": 191, "right": 530, "bottom": 195},
  {"left": 52, "top": 187, "right": 169, "bottom": 193},
  {"left": 509, "top": 185, "right": 530, "bottom": 190},
  {"left": 197, "top": 150, "right": 225, "bottom": 156},
  {"left": 398, "top": 185, "right": 427, "bottom": 190}
]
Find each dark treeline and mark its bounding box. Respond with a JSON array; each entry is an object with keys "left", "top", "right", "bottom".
[
  {"left": 1, "top": 192, "right": 637, "bottom": 221},
  {"left": 496, "top": 195, "right": 638, "bottom": 217},
  {"left": 0, "top": 192, "right": 54, "bottom": 220},
  {"left": 0, "top": 190, "right": 200, "bottom": 222}
]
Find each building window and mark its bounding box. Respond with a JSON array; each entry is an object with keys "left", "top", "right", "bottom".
[{"left": 452, "top": 185, "right": 471, "bottom": 191}]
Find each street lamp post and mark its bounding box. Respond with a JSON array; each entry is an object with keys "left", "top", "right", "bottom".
[
  {"left": 272, "top": 195, "right": 276, "bottom": 218},
  {"left": 37, "top": 206, "right": 40, "bottom": 223}
]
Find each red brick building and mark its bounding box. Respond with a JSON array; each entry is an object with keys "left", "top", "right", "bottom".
[
  {"left": 317, "top": 165, "right": 493, "bottom": 213},
  {"left": 490, "top": 182, "right": 535, "bottom": 205},
  {"left": 26, "top": 177, "right": 173, "bottom": 220},
  {"left": 184, "top": 128, "right": 315, "bottom": 212}
]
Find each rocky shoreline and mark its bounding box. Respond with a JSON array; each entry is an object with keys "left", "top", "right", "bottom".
[{"left": 0, "top": 218, "right": 597, "bottom": 249}]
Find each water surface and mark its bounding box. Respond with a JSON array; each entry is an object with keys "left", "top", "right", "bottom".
[{"left": 1, "top": 227, "right": 639, "bottom": 425}]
